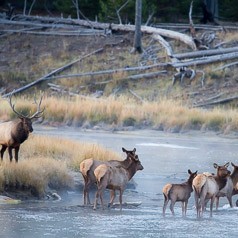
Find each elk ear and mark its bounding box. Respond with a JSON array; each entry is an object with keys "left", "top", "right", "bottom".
[
  {"left": 213, "top": 163, "right": 218, "bottom": 169},
  {"left": 224, "top": 162, "right": 230, "bottom": 168},
  {"left": 122, "top": 147, "right": 126, "bottom": 152},
  {"left": 231, "top": 162, "right": 235, "bottom": 167},
  {"left": 133, "top": 148, "right": 136, "bottom": 153},
  {"left": 188, "top": 169, "right": 192, "bottom": 174}
]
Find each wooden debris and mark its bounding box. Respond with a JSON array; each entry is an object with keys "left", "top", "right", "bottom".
[
  {"left": 128, "top": 90, "right": 144, "bottom": 103},
  {"left": 194, "top": 95, "right": 238, "bottom": 107}
]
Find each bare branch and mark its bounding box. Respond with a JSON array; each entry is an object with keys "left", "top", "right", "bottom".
[{"left": 116, "top": 0, "right": 131, "bottom": 24}]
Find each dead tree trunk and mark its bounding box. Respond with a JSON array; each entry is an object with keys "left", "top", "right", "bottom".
[{"left": 133, "top": 0, "right": 143, "bottom": 53}]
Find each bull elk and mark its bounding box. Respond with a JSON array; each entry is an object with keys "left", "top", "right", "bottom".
[{"left": 0, "top": 94, "right": 44, "bottom": 163}]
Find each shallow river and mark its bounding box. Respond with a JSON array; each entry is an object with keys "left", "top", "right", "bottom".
[{"left": 1, "top": 127, "right": 238, "bottom": 238}]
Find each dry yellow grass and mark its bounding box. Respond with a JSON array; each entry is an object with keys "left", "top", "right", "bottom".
[
  {"left": 1, "top": 95, "right": 238, "bottom": 132},
  {"left": 22, "top": 134, "right": 122, "bottom": 169},
  {"left": 0, "top": 157, "right": 73, "bottom": 197},
  {"left": 0, "top": 134, "right": 122, "bottom": 197}
]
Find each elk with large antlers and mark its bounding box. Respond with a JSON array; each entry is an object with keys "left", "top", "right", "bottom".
[{"left": 0, "top": 94, "right": 44, "bottom": 163}]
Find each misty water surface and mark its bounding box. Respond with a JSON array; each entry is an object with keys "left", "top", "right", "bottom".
[{"left": 0, "top": 127, "right": 238, "bottom": 238}]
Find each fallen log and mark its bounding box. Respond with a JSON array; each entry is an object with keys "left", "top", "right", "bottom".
[
  {"left": 0, "top": 28, "right": 104, "bottom": 36},
  {"left": 173, "top": 46, "right": 238, "bottom": 60},
  {"left": 194, "top": 95, "right": 238, "bottom": 107},
  {"left": 212, "top": 61, "right": 238, "bottom": 71},
  {"left": 45, "top": 65, "right": 167, "bottom": 81},
  {"left": 152, "top": 34, "right": 174, "bottom": 58},
  {"left": 7, "top": 14, "right": 197, "bottom": 50},
  {"left": 171, "top": 52, "right": 238, "bottom": 68}
]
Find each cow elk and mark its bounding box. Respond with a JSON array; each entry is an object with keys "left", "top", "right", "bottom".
[
  {"left": 193, "top": 162, "right": 231, "bottom": 218},
  {"left": 214, "top": 162, "right": 233, "bottom": 209},
  {"left": 0, "top": 94, "right": 44, "bottom": 163},
  {"left": 231, "top": 162, "right": 238, "bottom": 196},
  {"left": 93, "top": 154, "right": 143, "bottom": 210},
  {"left": 162, "top": 169, "right": 197, "bottom": 217},
  {"left": 80, "top": 147, "right": 137, "bottom": 205}
]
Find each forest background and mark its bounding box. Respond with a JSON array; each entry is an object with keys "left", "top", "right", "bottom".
[{"left": 0, "top": 0, "right": 237, "bottom": 23}]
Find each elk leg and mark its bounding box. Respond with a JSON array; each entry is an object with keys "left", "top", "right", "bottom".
[
  {"left": 99, "top": 191, "right": 104, "bottom": 210},
  {"left": 169, "top": 200, "right": 175, "bottom": 215},
  {"left": 14, "top": 146, "right": 20, "bottom": 163},
  {"left": 108, "top": 190, "right": 115, "bottom": 207},
  {"left": 181, "top": 201, "right": 185, "bottom": 217},
  {"left": 93, "top": 190, "right": 99, "bottom": 210},
  {"left": 119, "top": 189, "right": 123, "bottom": 211},
  {"left": 8, "top": 147, "right": 13, "bottom": 162},
  {"left": 194, "top": 194, "right": 199, "bottom": 218},
  {"left": 83, "top": 177, "right": 91, "bottom": 205},
  {"left": 210, "top": 196, "right": 215, "bottom": 217},
  {"left": 162, "top": 196, "right": 169, "bottom": 216},
  {"left": 215, "top": 197, "right": 219, "bottom": 210},
  {"left": 184, "top": 201, "right": 188, "bottom": 217},
  {"left": 227, "top": 195, "right": 233, "bottom": 208},
  {"left": 1, "top": 145, "right": 7, "bottom": 161}
]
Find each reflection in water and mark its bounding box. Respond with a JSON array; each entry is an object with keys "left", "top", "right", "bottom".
[{"left": 1, "top": 128, "right": 238, "bottom": 237}]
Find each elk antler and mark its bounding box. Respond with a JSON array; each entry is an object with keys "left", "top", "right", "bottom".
[
  {"left": 29, "top": 95, "right": 45, "bottom": 119},
  {"left": 8, "top": 93, "right": 27, "bottom": 119},
  {"left": 7, "top": 93, "right": 45, "bottom": 119}
]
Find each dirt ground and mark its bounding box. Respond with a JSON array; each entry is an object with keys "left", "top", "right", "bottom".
[{"left": 0, "top": 21, "right": 238, "bottom": 107}]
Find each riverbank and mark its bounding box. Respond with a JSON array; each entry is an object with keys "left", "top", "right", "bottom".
[{"left": 1, "top": 123, "right": 238, "bottom": 202}]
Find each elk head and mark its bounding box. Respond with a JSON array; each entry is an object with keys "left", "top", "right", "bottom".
[
  {"left": 8, "top": 93, "right": 45, "bottom": 133},
  {"left": 214, "top": 162, "right": 231, "bottom": 178}
]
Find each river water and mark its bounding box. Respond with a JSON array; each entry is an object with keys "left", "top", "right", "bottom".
[{"left": 1, "top": 127, "right": 238, "bottom": 238}]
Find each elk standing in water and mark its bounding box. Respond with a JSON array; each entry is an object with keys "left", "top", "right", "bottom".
[
  {"left": 231, "top": 162, "right": 238, "bottom": 195},
  {"left": 162, "top": 170, "right": 197, "bottom": 217},
  {"left": 214, "top": 162, "right": 233, "bottom": 209},
  {"left": 93, "top": 154, "right": 143, "bottom": 210},
  {"left": 0, "top": 94, "right": 44, "bottom": 162},
  {"left": 193, "top": 162, "right": 231, "bottom": 218},
  {"left": 80, "top": 147, "right": 137, "bottom": 205}
]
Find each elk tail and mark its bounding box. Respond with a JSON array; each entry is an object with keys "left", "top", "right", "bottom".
[
  {"left": 162, "top": 184, "right": 172, "bottom": 201},
  {"left": 79, "top": 158, "right": 94, "bottom": 177}
]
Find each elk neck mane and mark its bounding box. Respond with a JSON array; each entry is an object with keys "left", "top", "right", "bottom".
[{"left": 11, "top": 119, "right": 30, "bottom": 144}]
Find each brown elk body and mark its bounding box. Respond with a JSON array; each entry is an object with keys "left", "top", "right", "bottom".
[
  {"left": 79, "top": 147, "right": 137, "bottom": 205},
  {"left": 193, "top": 162, "right": 231, "bottom": 218},
  {"left": 0, "top": 94, "right": 44, "bottom": 163},
  {"left": 214, "top": 162, "right": 233, "bottom": 209},
  {"left": 162, "top": 170, "right": 197, "bottom": 217},
  {"left": 231, "top": 162, "right": 238, "bottom": 196},
  {"left": 93, "top": 154, "right": 143, "bottom": 210}
]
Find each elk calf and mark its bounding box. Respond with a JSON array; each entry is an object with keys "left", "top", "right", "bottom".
[
  {"left": 93, "top": 154, "right": 143, "bottom": 210},
  {"left": 162, "top": 170, "right": 197, "bottom": 217},
  {"left": 0, "top": 94, "right": 44, "bottom": 162},
  {"left": 80, "top": 147, "right": 137, "bottom": 205}
]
